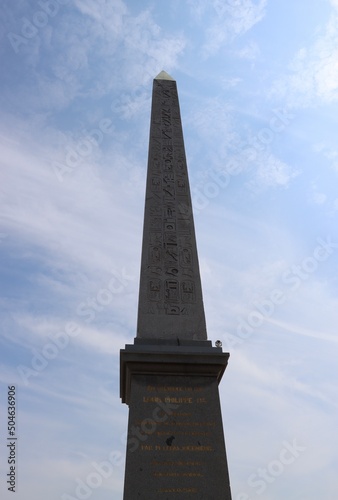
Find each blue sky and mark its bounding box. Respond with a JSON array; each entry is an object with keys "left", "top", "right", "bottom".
[{"left": 1, "top": 0, "right": 338, "bottom": 498}]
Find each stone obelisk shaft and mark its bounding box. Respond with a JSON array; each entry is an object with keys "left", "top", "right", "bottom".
[
  {"left": 137, "top": 71, "right": 207, "bottom": 341},
  {"left": 121, "top": 72, "right": 232, "bottom": 500}
]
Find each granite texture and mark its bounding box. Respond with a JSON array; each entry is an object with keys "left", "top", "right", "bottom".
[
  {"left": 123, "top": 373, "right": 232, "bottom": 500},
  {"left": 137, "top": 73, "right": 207, "bottom": 341},
  {"left": 121, "top": 72, "right": 233, "bottom": 499}
]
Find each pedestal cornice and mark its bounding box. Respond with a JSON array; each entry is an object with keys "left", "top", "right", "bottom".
[{"left": 120, "top": 343, "right": 229, "bottom": 404}]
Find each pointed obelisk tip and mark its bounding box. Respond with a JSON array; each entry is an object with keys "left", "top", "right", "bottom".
[{"left": 154, "top": 70, "right": 175, "bottom": 81}]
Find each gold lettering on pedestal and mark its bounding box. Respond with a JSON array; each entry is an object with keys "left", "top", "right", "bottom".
[
  {"left": 143, "top": 396, "right": 196, "bottom": 404},
  {"left": 157, "top": 487, "right": 198, "bottom": 494},
  {"left": 181, "top": 445, "right": 213, "bottom": 452},
  {"left": 157, "top": 446, "right": 212, "bottom": 452},
  {"left": 151, "top": 460, "right": 204, "bottom": 466},
  {"left": 159, "top": 421, "right": 216, "bottom": 427},
  {"left": 154, "top": 472, "right": 203, "bottom": 477},
  {"left": 164, "top": 396, "right": 193, "bottom": 404},
  {"left": 143, "top": 396, "right": 163, "bottom": 403},
  {"left": 156, "top": 431, "right": 210, "bottom": 437},
  {"left": 141, "top": 445, "right": 153, "bottom": 451},
  {"left": 146, "top": 386, "right": 195, "bottom": 392}
]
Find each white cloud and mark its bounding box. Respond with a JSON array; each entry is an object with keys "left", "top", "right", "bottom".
[
  {"left": 271, "top": 5, "right": 338, "bottom": 105},
  {"left": 1, "top": 121, "right": 141, "bottom": 276},
  {"left": 221, "top": 76, "right": 243, "bottom": 88},
  {"left": 248, "top": 153, "right": 300, "bottom": 192},
  {"left": 312, "top": 191, "right": 327, "bottom": 205},
  {"left": 5, "top": 1, "right": 186, "bottom": 115},
  {"left": 236, "top": 40, "right": 260, "bottom": 60},
  {"left": 1, "top": 3, "right": 338, "bottom": 499},
  {"left": 310, "top": 182, "right": 328, "bottom": 205},
  {"left": 189, "top": 96, "right": 235, "bottom": 144},
  {"left": 312, "top": 142, "right": 338, "bottom": 172},
  {"left": 70, "top": 1, "right": 186, "bottom": 89},
  {"left": 202, "top": 0, "right": 267, "bottom": 57}
]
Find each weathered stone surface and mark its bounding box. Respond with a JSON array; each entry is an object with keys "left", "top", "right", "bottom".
[
  {"left": 120, "top": 342, "right": 229, "bottom": 405},
  {"left": 122, "top": 372, "right": 232, "bottom": 500},
  {"left": 137, "top": 72, "right": 207, "bottom": 341},
  {"left": 120, "top": 72, "right": 233, "bottom": 499}
]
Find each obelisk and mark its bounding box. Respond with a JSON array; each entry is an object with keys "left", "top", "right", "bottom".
[{"left": 120, "top": 71, "right": 232, "bottom": 499}]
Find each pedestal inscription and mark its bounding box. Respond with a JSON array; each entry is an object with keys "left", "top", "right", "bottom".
[{"left": 123, "top": 374, "right": 231, "bottom": 499}]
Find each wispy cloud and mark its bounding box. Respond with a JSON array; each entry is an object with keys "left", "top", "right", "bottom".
[
  {"left": 1, "top": 2, "right": 338, "bottom": 499},
  {"left": 271, "top": 2, "right": 338, "bottom": 106},
  {"left": 3, "top": 1, "right": 186, "bottom": 116},
  {"left": 199, "top": 0, "right": 267, "bottom": 57},
  {"left": 247, "top": 153, "right": 300, "bottom": 192}
]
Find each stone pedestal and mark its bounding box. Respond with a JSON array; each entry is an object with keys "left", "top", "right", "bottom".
[
  {"left": 120, "top": 341, "right": 232, "bottom": 499},
  {"left": 120, "top": 71, "right": 233, "bottom": 499}
]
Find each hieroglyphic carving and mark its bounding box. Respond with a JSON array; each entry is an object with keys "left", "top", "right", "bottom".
[
  {"left": 138, "top": 76, "right": 207, "bottom": 334},
  {"left": 151, "top": 176, "right": 161, "bottom": 192},
  {"left": 180, "top": 247, "right": 192, "bottom": 267},
  {"left": 150, "top": 217, "right": 162, "bottom": 231},
  {"left": 164, "top": 245, "right": 178, "bottom": 264},
  {"left": 177, "top": 218, "right": 191, "bottom": 234},
  {"left": 165, "top": 266, "right": 179, "bottom": 277},
  {"left": 165, "top": 280, "right": 179, "bottom": 302},
  {"left": 149, "top": 245, "right": 161, "bottom": 265},
  {"left": 164, "top": 220, "right": 175, "bottom": 232},
  {"left": 148, "top": 266, "right": 162, "bottom": 276},
  {"left": 176, "top": 178, "right": 187, "bottom": 194},
  {"left": 166, "top": 304, "right": 180, "bottom": 315},
  {"left": 181, "top": 280, "right": 196, "bottom": 303},
  {"left": 148, "top": 279, "right": 161, "bottom": 301}
]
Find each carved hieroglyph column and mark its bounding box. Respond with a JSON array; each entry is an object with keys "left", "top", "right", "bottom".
[
  {"left": 120, "top": 71, "right": 232, "bottom": 500},
  {"left": 137, "top": 70, "right": 207, "bottom": 341}
]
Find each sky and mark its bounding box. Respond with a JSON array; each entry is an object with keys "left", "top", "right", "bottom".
[{"left": 1, "top": 0, "right": 338, "bottom": 499}]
